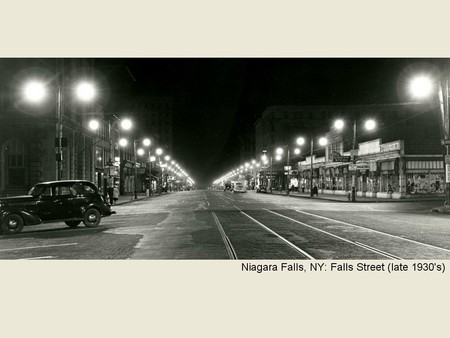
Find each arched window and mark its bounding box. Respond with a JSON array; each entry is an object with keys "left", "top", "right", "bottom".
[{"left": 3, "top": 138, "right": 27, "bottom": 188}]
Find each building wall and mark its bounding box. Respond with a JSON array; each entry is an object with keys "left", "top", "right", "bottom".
[
  {"left": 0, "top": 59, "right": 104, "bottom": 196},
  {"left": 255, "top": 102, "right": 442, "bottom": 159}
]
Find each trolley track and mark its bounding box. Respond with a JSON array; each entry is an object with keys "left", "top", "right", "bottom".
[{"left": 209, "top": 191, "right": 450, "bottom": 259}]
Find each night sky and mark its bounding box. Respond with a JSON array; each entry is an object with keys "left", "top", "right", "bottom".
[{"left": 94, "top": 58, "right": 445, "bottom": 187}]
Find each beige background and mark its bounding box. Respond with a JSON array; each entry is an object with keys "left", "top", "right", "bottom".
[{"left": 2, "top": 1, "right": 450, "bottom": 337}]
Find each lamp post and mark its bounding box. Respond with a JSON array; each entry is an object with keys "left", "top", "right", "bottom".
[
  {"left": 410, "top": 73, "right": 450, "bottom": 205},
  {"left": 133, "top": 138, "right": 151, "bottom": 199},
  {"left": 24, "top": 78, "right": 95, "bottom": 180},
  {"left": 155, "top": 148, "right": 163, "bottom": 193},
  {"left": 89, "top": 116, "right": 132, "bottom": 192},
  {"left": 275, "top": 145, "right": 301, "bottom": 195},
  {"left": 296, "top": 136, "right": 327, "bottom": 197},
  {"left": 334, "top": 118, "right": 376, "bottom": 202}
]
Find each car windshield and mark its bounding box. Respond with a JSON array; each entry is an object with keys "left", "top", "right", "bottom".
[{"left": 28, "top": 185, "right": 46, "bottom": 197}]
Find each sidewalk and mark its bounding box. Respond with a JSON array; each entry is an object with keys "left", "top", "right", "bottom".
[
  {"left": 263, "top": 189, "right": 446, "bottom": 203},
  {"left": 113, "top": 191, "right": 165, "bottom": 205}
]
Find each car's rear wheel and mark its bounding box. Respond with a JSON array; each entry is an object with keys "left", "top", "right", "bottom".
[
  {"left": 83, "top": 209, "right": 101, "bottom": 228},
  {"left": 65, "top": 220, "right": 81, "bottom": 228},
  {"left": 2, "top": 214, "right": 24, "bottom": 235}
]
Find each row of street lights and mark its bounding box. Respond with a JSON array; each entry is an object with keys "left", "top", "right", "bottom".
[
  {"left": 22, "top": 77, "right": 194, "bottom": 196},
  {"left": 214, "top": 117, "right": 377, "bottom": 201}
]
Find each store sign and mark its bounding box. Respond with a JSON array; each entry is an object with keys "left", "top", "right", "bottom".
[
  {"left": 356, "top": 160, "right": 370, "bottom": 170},
  {"left": 349, "top": 164, "right": 357, "bottom": 171},
  {"left": 332, "top": 156, "right": 351, "bottom": 162},
  {"left": 380, "top": 141, "right": 401, "bottom": 153},
  {"left": 359, "top": 139, "right": 381, "bottom": 155},
  {"left": 446, "top": 164, "right": 450, "bottom": 183}
]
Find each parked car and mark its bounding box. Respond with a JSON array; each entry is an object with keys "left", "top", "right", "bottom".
[{"left": 0, "top": 180, "right": 115, "bottom": 235}]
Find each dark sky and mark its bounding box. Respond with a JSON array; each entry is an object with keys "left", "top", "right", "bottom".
[{"left": 96, "top": 58, "right": 445, "bottom": 187}]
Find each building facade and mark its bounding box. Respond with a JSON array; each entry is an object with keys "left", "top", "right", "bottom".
[
  {"left": 255, "top": 102, "right": 444, "bottom": 198},
  {"left": 0, "top": 59, "right": 107, "bottom": 197}
]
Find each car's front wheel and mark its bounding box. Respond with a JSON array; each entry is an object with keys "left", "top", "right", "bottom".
[
  {"left": 65, "top": 220, "right": 81, "bottom": 228},
  {"left": 83, "top": 209, "right": 101, "bottom": 228},
  {"left": 2, "top": 214, "right": 24, "bottom": 235}
]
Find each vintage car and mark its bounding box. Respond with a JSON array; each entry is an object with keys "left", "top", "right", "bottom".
[
  {"left": 232, "top": 180, "right": 247, "bottom": 193},
  {"left": 0, "top": 180, "right": 115, "bottom": 235}
]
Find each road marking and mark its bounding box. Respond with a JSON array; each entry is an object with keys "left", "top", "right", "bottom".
[
  {"left": 220, "top": 194, "right": 235, "bottom": 202},
  {"left": 233, "top": 205, "right": 315, "bottom": 259},
  {"left": 295, "top": 209, "right": 450, "bottom": 254},
  {"left": 0, "top": 243, "right": 77, "bottom": 252},
  {"left": 211, "top": 212, "right": 238, "bottom": 260},
  {"left": 265, "top": 209, "right": 400, "bottom": 259}
]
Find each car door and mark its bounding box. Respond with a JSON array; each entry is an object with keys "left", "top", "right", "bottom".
[
  {"left": 53, "top": 184, "right": 76, "bottom": 220},
  {"left": 35, "top": 185, "right": 59, "bottom": 222}
]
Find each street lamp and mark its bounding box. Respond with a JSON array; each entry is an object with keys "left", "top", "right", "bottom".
[
  {"left": 24, "top": 79, "right": 95, "bottom": 180},
  {"left": 409, "top": 73, "right": 450, "bottom": 205},
  {"left": 90, "top": 116, "right": 133, "bottom": 194},
  {"left": 155, "top": 148, "right": 164, "bottom": 193},
  {"left": 275, "top": 144, "right": 302, "bottom": 195},
  {"left": 297, "top": 135, "right": 327, "bottom": 197},
  {"left": 334, "top": 118, "right": 376, "bottom": 202},
  {"left": 133, "top": 138, "right": 151, "bottom": 199}
]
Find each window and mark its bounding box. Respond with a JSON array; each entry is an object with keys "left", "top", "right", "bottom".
[
  {"left": 3, "top": 138, "right": 27, "bottom": 188},
  {"left": 55, "top": 185, "right": 72, "bottom": 196}
]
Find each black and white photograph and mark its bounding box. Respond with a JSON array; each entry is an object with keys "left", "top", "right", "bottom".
[
  {"left": 3, "top": 2, "right": 450, "bottom": 338},
  {"left": 1, "top": 58, "right": 450, "bottom": 260}
]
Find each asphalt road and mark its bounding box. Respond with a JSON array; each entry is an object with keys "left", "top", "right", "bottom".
[{"left": 1, "top": 190, "right": 450, "bottom": 259}]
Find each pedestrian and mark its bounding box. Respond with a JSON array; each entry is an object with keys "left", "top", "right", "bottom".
[
  {"left": 113, "top": 185, "right": 119, "bottom": 205},
  {"left": 107, "top": 185, "right": 114, "bottom": 205},
  {"left": 301, "top": 184, "right": 305, "bottom": 193}
]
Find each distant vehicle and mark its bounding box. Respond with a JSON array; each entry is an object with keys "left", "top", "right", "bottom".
[
  {"left": 256, "top": 183, "right": 267, "bottom": 193},
  {"left": 224, "top": 181, "right": 232, "bottom": 191},
  {"left": 232, "top": 180, "right": 247, "bottom": 193},
  {"left": 0, "top": 180, "right": 115, "bottom": 235}
]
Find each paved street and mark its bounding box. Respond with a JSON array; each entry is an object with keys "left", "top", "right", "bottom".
[{"left": 1, "top": 190, "right": 450, "bottom": 259}]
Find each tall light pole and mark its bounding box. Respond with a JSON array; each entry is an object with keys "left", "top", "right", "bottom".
[
  {"left": 297, "top": 136, "right": 327, "bottom": 197},
  {"left": 132, "top": 138, "right": 151, "bottom": 199},
  {"left": 89, "top": 117, "right": 132, "bottom": 191},
  {"left": 410, "top": 73, "right": 450, "bottom": 205},
  {"left": 24, "top": 78, "right": 95, "bottom": 181},
  {"left": 156, "top": 148, "right": 163, "bottom": 193},
  {"left": 334, "top": 118, "right": 376, "bottom": 202}
]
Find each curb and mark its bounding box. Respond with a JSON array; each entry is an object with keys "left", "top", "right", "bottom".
[{"left": 268, "top": 191, "right": 445, "bottom": 204}]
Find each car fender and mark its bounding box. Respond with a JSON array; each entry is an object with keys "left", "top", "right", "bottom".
[{"left": 1, "top": 210, "right": 42, "bottom": 225}]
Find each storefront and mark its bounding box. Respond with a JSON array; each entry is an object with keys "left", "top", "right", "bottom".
[{"left": 297, "top": 138, "right": 445, "bottom": 199}]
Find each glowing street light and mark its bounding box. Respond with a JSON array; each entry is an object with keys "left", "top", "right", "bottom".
[
  {"left": 334, "top": 118, "right": 376, "bottom": 202},
  {"left": 89, "top": 119, "right": 100, "bottom": 131},
  {"left": 76, "top": 82, "right": 96, "bottom": 101},
  {"left": 24, "top": 81, "right": 46, "bottom": 102},
  {"left": 119, "top": 138, "right": 128, "bottom": 147},
  {"left": 24, "top": 79, "right": 96, "bottom": 180},
  {"left": 121, "top": 118, "right": 132, "bottom": 131},
  {"left": 410, "top": 75, "right": 434, "bottom": 99}
]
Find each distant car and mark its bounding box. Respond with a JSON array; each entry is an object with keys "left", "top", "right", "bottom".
[
  {"left": 233, "top": 181, "right": 247, "bottom": 193},
  {"left": 0, "top": 180, "right": 115, "bottom": 235},
  {"left": 224, "top": 181, "right": 232, "bottom": 191},
  {"left": 256, "top": 184, "right": 267, "bottom": 193}
]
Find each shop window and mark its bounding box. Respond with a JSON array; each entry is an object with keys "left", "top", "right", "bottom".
[{"left": 4, "top": 138, "right": 27, "bottom": 188}]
